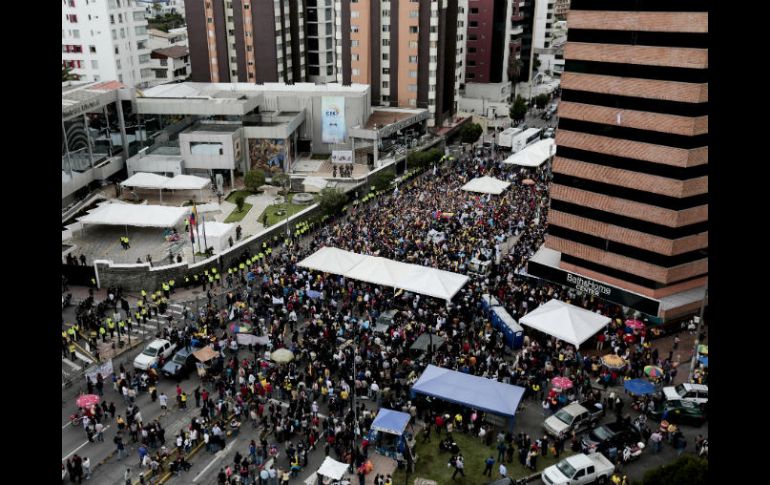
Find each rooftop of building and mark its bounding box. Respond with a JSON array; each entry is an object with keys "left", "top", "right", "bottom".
[
  {"left": 182, "top": 122, "right": 241, "bottom": 134},
  {"left": 139, "top": 82, "right": 370, "bottom": 100},
  {"left": 364, "top": 108, "right": 426, "bottom": 129},
  {"left": 151, "top": 45, "right": 189, "bottom": 58},
  {"left": 62, "top": 80, "right": 125, "bottom": 119}
]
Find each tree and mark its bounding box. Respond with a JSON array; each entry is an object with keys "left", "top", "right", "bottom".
[
  {"left": 459, "top": 123, "right": 483, "bottom": 144},
  {"left": 535, "top": 94, "right": 550, "bottom": 110},
  {"left": 62, "top": 65, "right": 79, "bottom": 82},
  {"left": 271, "top": 173, "right": 291, "bottom": 196},
  {"left": 533, "top": 55, "right": 542, "bottom": 74},
  {"left": 319, "top": 188, "right": 347, "bottom": 215},
  {"left": 244, "top": 170, "right": 265, "bottom": 193},
  {"left": 510, "top": 95, "right": 527, "bottom": 122},
  {"left": 235, "top": 195, "right": 245, "bottom": 212},
  {"left": 507, "top": 58, "right": 524, "bottom": 103},
  {"left": 642, "top": 455, "right": 707, "bottom": 485}
]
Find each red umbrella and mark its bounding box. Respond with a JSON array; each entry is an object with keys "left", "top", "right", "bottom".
[
  {"left": 76, "top": 394, "right": 101, "bottom": 408},
  {"left": 551, "top": 376, "right": 574, "bottom": 390},
  {"left": 625, "top": 319, "right": 645, "bottom": 330}
]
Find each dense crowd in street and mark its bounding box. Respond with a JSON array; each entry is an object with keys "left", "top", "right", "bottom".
[{"left": 63, "top": 142, "right": 707, "bottom": 484}]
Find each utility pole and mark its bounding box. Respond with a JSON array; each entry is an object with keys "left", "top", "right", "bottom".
[{"left": 688, "top": 278, "right": 708, "bottom": 382}]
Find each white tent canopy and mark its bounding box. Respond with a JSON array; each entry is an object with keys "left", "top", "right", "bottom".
[
  {"left": 461, "top": 176, "right": 511, "bottom": 195},
  {"left": 297, "top": 247, "right": 368, "bottom": 275},
  {"left": 164, "top": 174, "right": 211, "bottom": 190},
  {"left": 121, "top": 172, "right": 171, "bottom": 189},
  {"left": 298, "top": 247, "right": 469, "bottom": 301},
  {"left": 199, "top": 221, "right": 235, "bottom": 253},
  {"left": 316, "top": 457, "right": 349, "bottom": 480},
  {"left": 121, "top": 172, "right": 211, "bottom": 190},
  {"left": 519, "top": 299, "right": 611, "bottom": 347},
  {"left": 503, "top": 138, "right": 556, "bottom": 167},
  {"left": 80, "top": 204, "right": 190, "bottom": 228}
]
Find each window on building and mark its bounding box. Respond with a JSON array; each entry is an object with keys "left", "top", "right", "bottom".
[
  {"left": 208, "top": 17, "right": 213, "bottom": 23},
  {"left": 327, "top": 65, "right": 334, "bottom": 75},
  {"left": 382, "top": 25, "right": 390, "bottom": 32},
  {"left": 382, "top": 81, "right": 389, "bottom": 88},
  {"left": 352, "top": 68, "right": 360, "bottom": 76},
  {"left": 247, "top": 45, "right": 252, "bottom": 52},
  {"left": 409, "top": 70, "right": 417, "bottom": 78},
  {"left": 382, "top": 39, "right": 390, "bottom": 46},
  {"left": 409, "top": 26, "right": 418, "bottom": 34},
  {"left": 118, "top": 13, "right": 123, "bottom": 23},
  {"left": 471, "top": 7, "right": 478, "bottom": 14},
  {"left": 351, "top": 25, "right": 359, "bottom": 33},
  {"left": 469, "top": 21, "right": 478, "bottom": 28},
  {"left": 382, "top": 53, "right": 389, "bottom": 60},
  {"left": 382, "top": 9, "right": 390, "bottom": 17},
  {"left": 409, "top": 56, "right": 417, "bottom": 64},
  {"left": 408, "top": 84, "right": 417, "bottom": 92},
  {"left": 352, "top": 53, "right": 360, "bottom": 61},
  {"left": 468, "top": 60, "right": 476, "bottom": 66},
  {"left": 120, "top": 28, "right": 126, "bottom": 38},
  {"left": 72, "top": 30, "right": 80, "bottom": 38},
  {"left": 469, "top": 34, "right": 477, "bottom": 41},
  {"left": 466, "top": 72, "right": 474, "bottom": 79},
  {"left": 351, "top": 40, "right": 359, "bottom": 47},
  {"left": 409, "top": 41, "right": 418, "bottom": 49},
  {"left": 116, "top": 59, "right": 121, "bottom": 69},
  {"left": 110, "top": 14, "right": 114, "bottom": 24},
  {"left": 382, "top": 95, "right": 389, "bottom": 102},
  {"left": 351, "top": 11, "right": 359, "bottom": 18},
  {"left": 429, "top": 26, "right": 437, "bottom": 33},
  {"left": 409, "top": 99, "right": 417, "bottom": 106},
  {"left": 410, "top": 10, "right": 418, "bottom": 18},
  {"left": 383, "top": 67, "right": 390, "bottom": 74},
  {"left": 468, "top": 47, "right": 476, "bottom": 53}
]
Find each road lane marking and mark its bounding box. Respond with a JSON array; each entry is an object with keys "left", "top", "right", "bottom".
[
  {"left": 61, "top": 425, "right": 110, "bottom": 460},
  {"left": 193, "top": 439, "right": 238, "bottom": 482}
]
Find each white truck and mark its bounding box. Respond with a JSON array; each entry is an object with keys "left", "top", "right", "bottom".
[
  {"left": 541, "top": 453, "right": 615, "bottom": 485},
  {"left": 544, "top": 400, "right": 604, "bottom": 437},
  {"left": 498, "top": 127, "right": 523, "bottom": 150},
  {"left": 510, "top": 127, "right": 543, "bottom": 152}
]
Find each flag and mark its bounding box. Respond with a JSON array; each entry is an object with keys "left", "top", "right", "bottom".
[
  {"left": 189, "top": 221, "right": 195, "bottom": 244},
  {"left": 190, "top": 203, "right": 198, "bottom": 227}
]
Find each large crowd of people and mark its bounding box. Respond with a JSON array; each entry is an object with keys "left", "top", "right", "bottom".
[{"left": 64, "top": 141, "right": 706, "bottom": 484}]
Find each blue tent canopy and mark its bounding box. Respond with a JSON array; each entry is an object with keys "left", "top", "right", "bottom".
[
  {"left": 624, "top": 378, "right": 656, "bottom": 396},
  {"left": 698, "top": 355, "right": 709, "bottom": 367},
  {"left": 371, "top": 408, "right": 411, "bottom": 436},
  {"left": 411, "top": 365, "right": 525, "bottom": 418}
]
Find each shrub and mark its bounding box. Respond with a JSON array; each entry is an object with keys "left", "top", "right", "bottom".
[
  {"left": 459, "top": 123, "right": 483, "bottom": 144},
  {"left": 319, "top": 188, "right": 347, "bottom": 215},
  {"left": 235, "top": 195, "right": 245, "bottom": 212},
  {"left": 641, "top": 455, "right": 708, "bottom": 485},
  {"left": 244, "top": 170, "right": 265, "bottom": 193}
]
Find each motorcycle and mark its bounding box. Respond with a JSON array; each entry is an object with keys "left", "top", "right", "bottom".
[{"left": 620, "top": 442, "right": 645, "bottom": 464}]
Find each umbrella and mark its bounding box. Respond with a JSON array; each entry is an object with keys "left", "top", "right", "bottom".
[
  {"left": 229, "top": 323, "right": 252, "bottom": 334},
  {"left": 624, "top": 378, "right": 656, "bottom": 396},
  {"left": 270, "top": 348, "right": 295, "bottom": 364},
  {"left": 644, "top": 365, "right": 664, "bottom": 378},
  {"left": 697, "top": 344, "right": 708, "bottom": 355},
  {"left": 76, "top": 394, "right": 101, "bottom": 408},
  {"left": 522, "top": 178, "right": 535, "bottom": 186},
  {"left": 625, "top": 319, "right": 645, "bottom": 330},
  {"left": 601, "top": 354, "right": 627, "bottom": 370},
  {"left": 551, "top": 376, "right": 574, "bottom": 390}
]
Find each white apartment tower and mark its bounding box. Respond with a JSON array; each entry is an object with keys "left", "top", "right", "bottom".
[
  {"left": 306, "top": 0, "right": 337, "bottom": 83},
  {"left": 62, "top": 0, "right": 153, "bottom": 88}
]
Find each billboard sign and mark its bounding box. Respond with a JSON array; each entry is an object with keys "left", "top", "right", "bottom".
[
  {"left": 331, "top": 150, "right": 353, "bottom": 164},
  {"left": 321, "top": 96, "right": 346, "bottom": 144}
]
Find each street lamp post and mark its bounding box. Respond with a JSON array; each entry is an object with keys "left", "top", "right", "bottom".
[{"left": 688, "top": 278, "right": 708, "bottom": 382}]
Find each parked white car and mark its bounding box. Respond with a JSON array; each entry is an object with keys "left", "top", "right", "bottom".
[
  {"left": 663, "top": 383, "right": 708, "bottom": 405},
  {"left": 133, "top": 339, "right": 176, "bottom": 371},
  {"left": 541, "top": 453, "right": 615, "bottom": 485}
]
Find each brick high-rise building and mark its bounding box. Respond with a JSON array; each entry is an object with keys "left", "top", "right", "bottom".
[
  {"left": 336, "top": 0, "right": 462, "bottom": 127},
  {"left": 530, "top": 0, "right": 708, "bottom": 320},
  {"left": 185, "top": 0, "right": 305, "bottom": 83}
]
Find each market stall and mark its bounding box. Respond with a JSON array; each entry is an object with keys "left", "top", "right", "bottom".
[
  {"left": 368, "top": 408, "right": 413, "bottom": 459},
  {"left": 304, "top": 456, "right": 351, "bottom": 485}
]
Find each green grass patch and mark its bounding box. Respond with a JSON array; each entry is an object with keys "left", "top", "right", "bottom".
[
  {"left": 258, "top": 194, "right": 315, "bottom": 227},
  {"left": 224, "top": 202, "right": 253, "bottom": 223},
  {"left": 225, "top": 190, "right": 255, "bottom": 204},
  {"left": 392, "top": 430, "right": 573, "bottom": 484}
]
